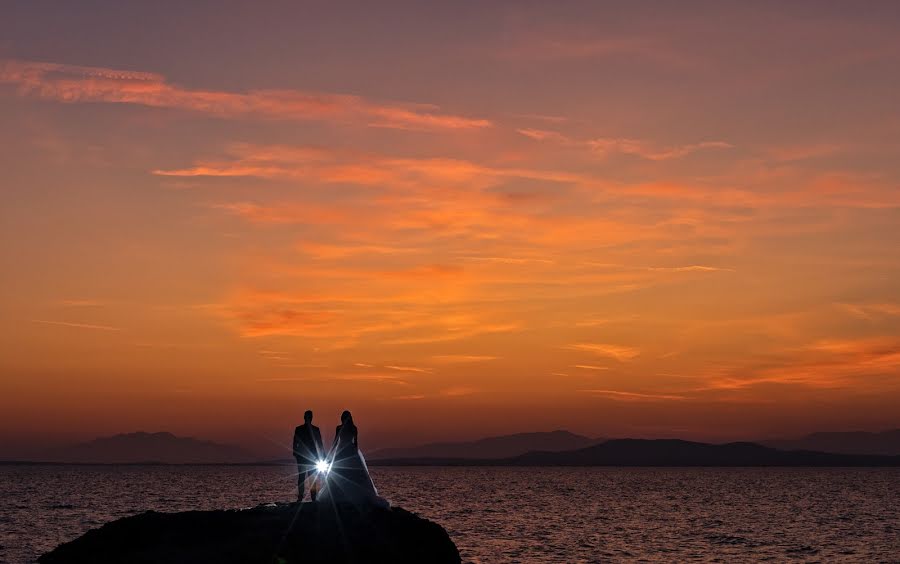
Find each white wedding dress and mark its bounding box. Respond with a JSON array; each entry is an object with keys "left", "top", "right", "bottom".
[{"left": 318, "top": 422, "right": 389, "bottom": 508}]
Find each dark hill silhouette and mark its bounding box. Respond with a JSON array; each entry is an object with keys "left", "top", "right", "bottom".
[
  {"left": 370, "top": 439, "right": 900, "bottom": 467},
  {"left": 43, "top": 432, "right": 255, "bottom": 464},
  {"left": 761, "top": 429, "right": 900, "bottom": 456},
  {"left": 368, "top": 430, "right": 598, "bottom": 460}
]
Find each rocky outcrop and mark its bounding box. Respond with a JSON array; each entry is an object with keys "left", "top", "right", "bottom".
[{"left": 39, "top": 502, "right": 460, "bottom": 563}]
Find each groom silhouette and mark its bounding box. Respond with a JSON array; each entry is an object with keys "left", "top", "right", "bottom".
[{"left": 293, "top": 410, "right": 324, "bottom": 501}]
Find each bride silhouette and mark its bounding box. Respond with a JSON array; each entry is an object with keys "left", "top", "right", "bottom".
[{"left": 319, "top": 411, "right": 388, "bottom": 507}]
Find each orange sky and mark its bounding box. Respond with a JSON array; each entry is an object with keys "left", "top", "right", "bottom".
[{"left": 1, "top": 2, "right": 899, "bottom": 457}]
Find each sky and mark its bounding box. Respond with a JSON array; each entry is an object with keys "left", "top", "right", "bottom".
[{"left": 1, "top": 1, "right": 899, "bottom": 457}]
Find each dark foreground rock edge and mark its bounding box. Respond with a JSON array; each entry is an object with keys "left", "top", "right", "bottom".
[{"left": 39, "top": 502, "right": 461, "bottom": 564}]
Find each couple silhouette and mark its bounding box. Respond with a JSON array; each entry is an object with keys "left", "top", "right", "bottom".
[{"left": 292, "top": 410, "right": 383, "bottom": 507}]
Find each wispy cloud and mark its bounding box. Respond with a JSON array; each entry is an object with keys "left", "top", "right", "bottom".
[
  {"left": 256, "top": 376, "right": 316, "bottom": 383},
  {"left": 440, "top": 386, "right": 477, "bottom": 397},
  {"left": 0, "top": 59, "right": 491, "bottom": 131},
  {"left": 564, "top": 343, "right": 640, "bottom": 361},
  {"left": 580, "top": 389, "right": 687, "bottom": 401},
  {"left": 383, "top": 323, "right": 521, "bottom": 345},
  {"left": 513, "top": 113, "right": 570, "bottom": 124},
  {"left": 335, "top": 373, "right": 409, "bottom": 384},
  {"left": 838, "top": 303, "right": 900, "bottom": 320},
  {"left": 298, "top": 242, "right": 417, "bottom": 260},
  {"left": 514, "top": 128, "right": 733, "bottom": 161},
  {"left": 572, "top": 364, "right": 609, "bottom": 370},
  {"left": 459, "top": 256, "right": 554, "bottom": 265},
  {"left": 30, "top": 319, "right": 122, "bottom": 331},
  {"left": 515, "top": 128, "right": 571, "bottom": 143},
  {"left": 574, "top": 317, "right": 629, "bottom": 327},
  {"left": 431, "top": 355, "right": 498, "bottom": 363},
  {"left": 498, "top": 36, "right": 697, "bottom": 69},
  {"left": 385, "top": 365, "right": 433, "bottom": 373},
  {"left": 764, "top": 143, "right": 844, "bottom": 162},
  {"left": 588, "top": 139, "right": 733, "bottom": 161},
  {"left": 646, "top": 265, "right": 735, "bottom": 273},
  {"left": 153, "top": 143, "right": 585, "bottom": 186},
  {"left": 700, "top": 337, "right": 900, "bottom": 391},
  {"left": 57, "top": 299, "right": 105, "bottom": 307}
]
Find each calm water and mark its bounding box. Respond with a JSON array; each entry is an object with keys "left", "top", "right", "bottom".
[{"left": 1, "top": 465, "right": 898, "bottom": 563}]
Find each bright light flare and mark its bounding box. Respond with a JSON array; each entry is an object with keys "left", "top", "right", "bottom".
[{"left": 315, "top": 459, "right": 330, "bottom": 473}]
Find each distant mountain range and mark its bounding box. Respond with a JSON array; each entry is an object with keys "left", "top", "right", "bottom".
[
  {"left": 368, "top": 428, "right": 900, "bottom": 462},
  {"left": 761, "top": 429, "right": 900, "bottom": 456},
  {"left": 7, "top": 428, "right": 900, "bottom": 466},
  {"left": 368, "top": 430, "right": 598, "bottom": 460},
  {"left": 39, "top": 432, "right": 256, "bottom": 464},
  {"left": 370, "top": 439, "right": 900, "bottom": 467}
]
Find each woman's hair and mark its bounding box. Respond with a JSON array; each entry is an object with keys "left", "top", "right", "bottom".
[{"left": 341, "top": 410, "right": 352, "bottom": 424}]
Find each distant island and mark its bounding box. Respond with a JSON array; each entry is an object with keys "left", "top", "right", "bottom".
[
  {"left": 35, "top": 432, "right": 257, "bottom": 464},
  {"left": 368, "top": 439, "right": 900, "bottom": 467},
  {"left": 368, "top": 429, "right": 900, "bottom": 465},
  {"left": 368, "top": 430, "right": 598, "bottom": 460},
  {"left": 761, "top": 429, "right": 900, "bottom": 456},
  {"left": 4, "top": 429, "right": 899, "bottom": 466}
]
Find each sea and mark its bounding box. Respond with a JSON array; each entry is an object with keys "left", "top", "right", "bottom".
[{"left": 1, "top": 465, "right": 897, "bottom": 563}]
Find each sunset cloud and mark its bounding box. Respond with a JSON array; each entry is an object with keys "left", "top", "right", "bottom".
[
  {"left": 515, "top": 128, "right": 572, "bottom": 143},
  {"left": 0, "top": 59, "right": 491, "bottom": 131},
  {"left": 514, "top": 128, "right": 733, "bottom": 161},
  {"left": 440, "top": 386, "right": 478, "bottom": 397},
  {"left": 57, "top": 299, "right": 105, "bottom": 307},
  {"left": 588, "top": 139, "right": 733, "bottom": 161},
  {"left": 335, "top": 373, "right": 409, "bottom": 384},
  {"left": 431, "top": 355, "right": 498, "bottom": 363},
  {"left": 646, "top": 265, "right": 735, "bottom": 273},
  {"left": 382, "top": 323, "right": 521, "bottom": 345},
  {"left": 154, "top": 143, "right": 587, "bottom": 188},
  {"left": 580, "top": 389, "right": 687, "bottom": 401},
  {"left": 700, "top": 337, "right": 900, "bottom": 391},
  {"left": 385, "top": 365, "right": 433, "bottom": 373},
  {"left": 30, "top": 319, "right": 122, "bottom": 331},
  {"left": 498, "top": 35, "right": 697, "bottom": 69},
  {"left": 298, "top": 242, "right": 416, "bottom": 260},
  {"left": 838, "top": 303, "right": 900, "bottom": 320},
  {"left": 564, "top": 343, "right": 640, "bottom": 361}
]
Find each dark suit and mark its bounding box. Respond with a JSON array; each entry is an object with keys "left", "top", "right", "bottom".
[{"left": 293, "top": 423, "right": 324, "bottom": 500}]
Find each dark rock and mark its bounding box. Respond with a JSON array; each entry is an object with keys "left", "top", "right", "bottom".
[{"left": 39, "top": 502, "right": 460, "bottom": 564}]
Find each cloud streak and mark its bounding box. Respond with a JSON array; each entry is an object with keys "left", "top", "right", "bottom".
[
  {"left": 431, "top": 355, "right": 498, "bottom": 363},
  {"left": 515, "top": 128, "right": 733, "bottom": 161},
  {"left": 588, "top": 139, "right": 733, "bottom": 161},
  {"left": 385, "top": 365, "right": 433, "bottom": 373},
  {"left": 580, "top": 389, "right": 687, "bottom": 401},
  {"left": 153, "top": 143, "right": 585, "bottom": 187},
  {"left": 31, "top": 319, "right": 122, "bottom": 331},
  {"left": 564, "top": 343, "right": 640, "bottom": 361},
  {"left": 0, "top": 59, "right": 491, "bottom": 131}
]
